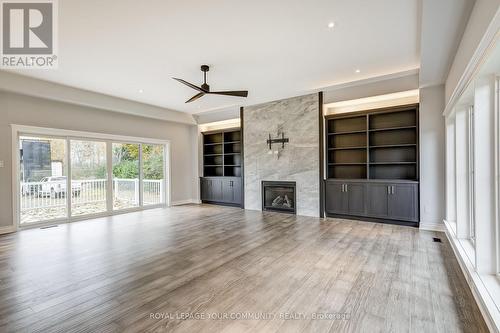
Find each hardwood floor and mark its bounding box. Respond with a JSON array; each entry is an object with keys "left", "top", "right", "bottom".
[{"left": 0, "top": 205, "right": 487, "bottom": 333}]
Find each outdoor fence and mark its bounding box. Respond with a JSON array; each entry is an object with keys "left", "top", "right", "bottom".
[{"left": 20, "top": 178, "right": 164, "bottom": 211}]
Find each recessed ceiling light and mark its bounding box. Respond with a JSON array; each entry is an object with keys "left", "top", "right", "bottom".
[
  {"left": 138, "top": 89, "right": 144, "bottom": 93},
  {"left": 355, "top": 69, "right": 361, "bottom": 73},
  {"left": 328, "top": 22, "right": 335, "bottom": 29}
]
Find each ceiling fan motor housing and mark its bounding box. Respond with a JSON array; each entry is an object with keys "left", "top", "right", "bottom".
[{"left": 201, "top": 65, "right": 210, "bottom": 91}]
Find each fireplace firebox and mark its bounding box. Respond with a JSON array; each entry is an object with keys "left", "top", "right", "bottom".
[{"left": 261, "top": 181, "right": 296, "bottom": 214}]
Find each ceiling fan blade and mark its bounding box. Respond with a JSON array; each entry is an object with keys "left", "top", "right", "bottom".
[
  {"left": 209, "top": 90, "right": 249, "bottom": 98},
  {"left": 185, "top": 92, "right": 205, "bottom": 103},
  {"left": 172, "top": 78, "right": 206, "bottom": 93}
]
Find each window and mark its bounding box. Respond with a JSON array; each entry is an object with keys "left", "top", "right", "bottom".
[
  {"left": 112, "top": 143, "right": 140, "bottom": 210},
  {"left": 142, "top": 144, "right": 165, "bottom": 205},
  {"left": 19, "top": 136, "right": 68, "bottom": 224},
  {"left": 70, "top": 140, "right": 108, "bottom": 217},
  {"left": 497, "top": 76, "right": 500, "bottom": 276},
  {"left": 467, "top": 106, "right": 475, "bottom": 243},
  {"left": 15, "top": 127, "right": 170, "bottom": 227}
]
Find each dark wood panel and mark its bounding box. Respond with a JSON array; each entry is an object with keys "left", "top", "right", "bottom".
[
  {"left": 346, "top": 183, "right": 366, "bottom": 216},
  {"left": 328, "top": 115, "right": 366, "bottom": 133},
  {"left": 319, "top": 92, "right": 324, "bottom": 218},
  {"left": 369, "top": 128, "right": 417, "bottom": 146},
  {"left": 329, "top": 132, "right": 367, "bottom": 148},
  {"left": 328, "top": 165, "right": 367, "bottom": 179},
  {"left": 370, "top": 146, "right": 417, "bottom": 163},
  {"left": 369, "top": 109, "right": 417, "bottom": 129},
  {"left": 366, "top": 183, "right": 389, "bottom": 218},
  {"left": 330, "top": 149, "right": 367, "bottom": 164},
  {"left": 389, "top": 183, "right": 418, "bottom": 221},
  {"left": 325, "top": 182, "right": 347, "bottom": 214},
  {"left": 369, "top": 164, "right": 417, "bottom": 180}
]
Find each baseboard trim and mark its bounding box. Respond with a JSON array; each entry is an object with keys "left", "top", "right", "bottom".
[
  {"left": 171, "top": 199, "right": 200, "bottom": 206},
  {"left": 0, "top": 226, "right": 16, "bottom": 235},
  {"left": 419, "top": 221, "right": 445, "bottom": 232},
  {"left": 443, "top": 219, "right": 500, "bottom": 332}
]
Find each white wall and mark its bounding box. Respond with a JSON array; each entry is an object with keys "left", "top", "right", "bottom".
[
  {"left": 0, "top": 91, "right": 198, "bottom": 228},
  {"left": 445, "top": 0, "right": 500, "bottom": 103},
  {"left": 0, "top": 71, "right": 195, "bottom": 125},
  {"left": 419, "top": 85, "right": 446, "bottom": 230}
]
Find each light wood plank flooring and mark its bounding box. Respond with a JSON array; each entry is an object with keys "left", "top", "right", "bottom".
[{"left": 0, "top": 204, "right": 488, "bottom": 333}]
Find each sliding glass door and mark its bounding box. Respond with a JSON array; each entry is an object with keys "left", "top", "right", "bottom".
[
  {"left": 112, "top": 143, "right": 140, "bottom": 210},
  {"left": 70, "top": 140, "right": 108, "bottom": 217},
  {"left": 142, "top": 144, "right": 165, "bottom": 206},
  {"left": 19, "top": 135, "right": 68, "bottom": 224},
  {"left": 17, "top": 131, "right": 168, "bottom": 226}
]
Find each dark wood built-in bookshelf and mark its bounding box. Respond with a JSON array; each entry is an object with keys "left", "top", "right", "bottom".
[
  {"left": 201, "top": 128, "right": 243, "bottom": 207},
  {"left": 325, "top": 105, "right": 419, "bottom": 227},
  {"left": 326, "top": 106, "right": 418, "bottom": 181},
  {"left": 203, "top": 130, "right": 242, "bottom": 177}
]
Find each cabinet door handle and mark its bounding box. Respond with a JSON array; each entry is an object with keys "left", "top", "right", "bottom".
[
  {"left": 344, "top": 184, "right": 348, "bottom": 192},
  {"left": 392, "top": 186, "right": 395, "bottom": 195},
  {"left": 387, "top": 186, "right": 390, "bottom": 194},
  {"left": 341, "top": 184, "right": 345, "bottom": 192}
]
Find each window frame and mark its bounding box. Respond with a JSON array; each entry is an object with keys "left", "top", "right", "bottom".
[
  {"left": 11, "top": 125, "right": 171, "bottom": 230},
  {"left": 496, "top": 76, "right": 500, "bottom": 277},
  {"left": 467, "top": 105, "right": 476, "bottom": 244}
]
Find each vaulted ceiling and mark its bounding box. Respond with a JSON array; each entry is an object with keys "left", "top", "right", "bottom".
[{"left": 6, "top": 0, "right": 421, "bottom": 114}]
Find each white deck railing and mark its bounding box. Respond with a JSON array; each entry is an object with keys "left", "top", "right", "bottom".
[{"left": 20, "top": 179, "right": 164, "bottom": 211}]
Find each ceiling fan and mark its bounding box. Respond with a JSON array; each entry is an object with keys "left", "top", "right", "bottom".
[{"left": 173, "top": 65, "right": 248, "bottom": 103}]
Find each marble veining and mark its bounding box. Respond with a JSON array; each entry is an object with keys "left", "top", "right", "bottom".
[{"left": 243, "top": 93, "right": 320, "bottom": 217}]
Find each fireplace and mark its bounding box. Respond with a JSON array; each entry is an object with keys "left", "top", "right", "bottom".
[{"left": 262, "top": 181, "right": 296, "bottom": 214}]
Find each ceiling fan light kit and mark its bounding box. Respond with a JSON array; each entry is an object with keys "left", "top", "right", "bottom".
[{"left": 173, "top": 65, "right": 249, "bottom": 103}]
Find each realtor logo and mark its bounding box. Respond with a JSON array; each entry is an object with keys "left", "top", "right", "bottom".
[{"left": 1, "top": 0, "right": 58, "bottom": 68}]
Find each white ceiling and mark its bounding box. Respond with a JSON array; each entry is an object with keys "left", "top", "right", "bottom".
[{"left": 8, "top": 0, "right": 420, "bottom": 114}]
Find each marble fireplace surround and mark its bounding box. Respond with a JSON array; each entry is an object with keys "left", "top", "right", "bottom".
[{"left": 243, "top": 93, "right": 320, "bottom": 217}]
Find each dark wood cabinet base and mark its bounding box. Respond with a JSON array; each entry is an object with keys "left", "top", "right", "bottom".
[
  {"left": 201, "top": 200, "right": 242, "bottom": 208},
  {"left": 325, "top": 179, "right": 419, "bottom": 226},
  {"left": 200, "top": 177, "right": 243, "bottom": 207},
  {"left": 325, "top": 212, "right": 419, "bottom": 228}
]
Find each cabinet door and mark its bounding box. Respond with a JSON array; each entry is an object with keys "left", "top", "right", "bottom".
[
  {"left": 212, "top": 178, "right": 223, "bottom": 201},
  {"left": 367, "top": 184, "right": 389, "bottom": 218},
  {"left": 222, "top": 179, "right": 233, "bottom": 203},
  {"left": 325, "top": 182, "right": 348, "bottom": 214},
  {"left": 232, "top": 178, "right": 242, "bottom": 205},
  {"left": 346, "top": 183, "right": 366, "bottom": 216},
  {"left": 388, "top": 184, "right": 418, "bottom": 221},
  {"left": 200, "top": 178, "right": 211, "bottom": 201}
]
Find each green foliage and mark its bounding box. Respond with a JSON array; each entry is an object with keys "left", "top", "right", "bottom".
[
  {"left": 113, "top": 160, "right": 139, "bottom": 179},
  {"left": 143, "top": 154, "right": 163, "bottom": 180},
  {"left": 112, "top": 144, "right": 164, "bottom": 180},
  {"left": 95, "top": 165, "right": 107, "bottom": 179}
]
